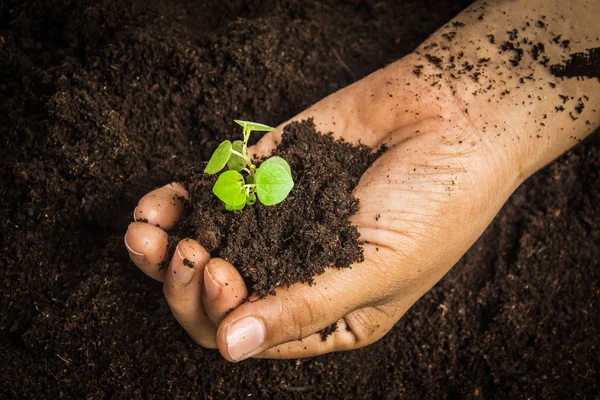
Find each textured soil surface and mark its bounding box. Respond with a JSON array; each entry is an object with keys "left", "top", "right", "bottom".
[
  {"left": 1, "top": 0, "right": 599, "bottom": 398},
  {"left": 174, "top": 120, "right": 381, "bottom": 297}
]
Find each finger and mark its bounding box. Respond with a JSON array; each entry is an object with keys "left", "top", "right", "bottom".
[
  {"left": 202, "top": 258, "right": 248, "bottom": 326},
  {"left": 249, "top": 99, "right": 356, "bottom": 161},
  {"left": 134, "top": 182, "right": 188, "bottom": 230},
  {"left": 255, "top": 306, "right": 398, "bottom": 359},
  {"left": 125, "top": 222, "right": 169, "bottom": 281},
  {"left": 163, "top": 238, "right": 216, "bottom": 348},
  {"left": 214, "top": 252, "right": 388, "bottom": 362}
]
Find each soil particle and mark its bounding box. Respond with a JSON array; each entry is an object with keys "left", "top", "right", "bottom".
[
  {"left": 425, "top": 53, "right": 444, "bottom": 69},
  {"left": 559, "top": 94, "right": 570, "bottom": 104},
  {"left": 575, "top": 99, "right": 585, "bottom": 114},
  {"left": 442, "top": 31, "right": 457, "bottom": 41},
  {"left": 318, "top": 322, "right": 339, "bottom": 341},
  {"left": 500, "top": 41, "right": 524, "bottom": 67},
  {"left": 413, "top": 64, "right": 424, "bottom": 76},
  {"left": 550, "top": 47, "right": 600, "bottom": 81},
  {"left": 531, "top": 42, "right": 545, "bottom": 60}
]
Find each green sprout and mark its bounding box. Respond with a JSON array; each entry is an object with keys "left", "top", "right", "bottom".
[{"left": 204, "top": 120, "right": 294, "bottom": 210}]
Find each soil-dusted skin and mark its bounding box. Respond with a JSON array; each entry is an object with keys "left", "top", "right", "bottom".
[
  {"left": 2, "top": 0, "right": 600, "bottom": 398},
  {"left": 173, "top": 120, "right": 383, "bottom": 298}
]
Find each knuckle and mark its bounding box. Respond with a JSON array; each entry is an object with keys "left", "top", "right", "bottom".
[
  {"left": 279, "top": 293, "right": 324, "bottom": 341},
  {"left": 345, "top": 306, "right": 396, "bottom": 347}
]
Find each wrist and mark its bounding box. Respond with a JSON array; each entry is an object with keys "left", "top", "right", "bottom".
[{"left": 409, "top": 0, "right": 600, "bottom": 181}]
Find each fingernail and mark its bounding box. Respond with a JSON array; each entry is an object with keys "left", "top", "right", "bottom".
[
  {"left": 204, "top": 267, "right": 220, "bottom": 300},
  {"left": 226, "top": 317, "right": 265, "bottom": 361},
  {"left": 124, "top": 234, "right": 144, "bottom": 257},
  {"left": 172, "top": 246, "right": 195, "bottom": 285}
]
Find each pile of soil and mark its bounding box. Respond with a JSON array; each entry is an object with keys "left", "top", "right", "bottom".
[
  {"left": 1, "top": 0, "right": 598, "bottom": 398},
  {"left": 173, "top": 120, "right": 382, "bottom": 297}
]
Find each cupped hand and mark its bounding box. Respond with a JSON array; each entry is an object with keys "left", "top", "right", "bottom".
[
  {"left": 125, "top": 52, "right": 527, "bottom": 361},
  {"left": 125, "top": 0, "right": 600, "bottom": 361}
]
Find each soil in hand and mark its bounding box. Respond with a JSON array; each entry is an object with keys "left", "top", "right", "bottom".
[{"left": 173, "top": 119, "right": 383, "bottom": 297}]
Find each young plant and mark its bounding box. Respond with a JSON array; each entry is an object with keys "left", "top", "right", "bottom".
[{"left": 204, "top": 120, "right": 294, "bottom": 210}]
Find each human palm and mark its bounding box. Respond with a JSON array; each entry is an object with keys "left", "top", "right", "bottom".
[{"left": 125, "top": 56, "right": 521, "bottom": 361}]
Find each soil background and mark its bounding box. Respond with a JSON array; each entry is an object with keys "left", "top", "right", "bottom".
[{"left": 1, "top": 0, "right": 598, "bottom": 398}]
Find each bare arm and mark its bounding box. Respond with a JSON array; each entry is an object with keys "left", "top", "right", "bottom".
[{"left": 414, "top": 0, "right": 600, "bottom": 177}]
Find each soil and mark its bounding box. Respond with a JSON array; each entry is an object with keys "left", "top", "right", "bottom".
[
  {"left": 1, "top": 0, "right": 599, "bottom": 399},
  {"left": 173, "top": 120, "right": 382, "bottom": 298},
  {"left": 550, "top": 47, "right": 600, "bottom": 81}
]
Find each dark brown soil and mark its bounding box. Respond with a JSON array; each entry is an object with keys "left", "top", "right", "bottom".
[
  {"left": 174, "top": 120, "right": 382, "bottom": 297},
  {"left": 1, "top": 0, "right": 599, "bottom": 398},
  {"left": 551, "top": 47, "right": 600, "bottom": 81}
]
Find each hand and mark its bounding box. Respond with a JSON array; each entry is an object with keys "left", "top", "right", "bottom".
[
  {"left": 124, "top": 181, "right": 250, "bottom": 349},
  {"left": 125, "top": 54, "right": 521, "bottom": 360},
  {"left": 125, "top": 0, "right": 600, "bottom": 361}
]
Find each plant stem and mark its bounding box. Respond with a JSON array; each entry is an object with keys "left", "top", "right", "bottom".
[
  {"left": 241, "top": 142, "right": 255, "bottom": 173},
  {"left": 243, "top": 127, "right": 250, "bottom": 145}
]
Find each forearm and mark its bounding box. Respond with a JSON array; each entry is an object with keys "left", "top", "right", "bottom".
[{"left": 413, "top": 0, "right": 600, "bottom": 179}]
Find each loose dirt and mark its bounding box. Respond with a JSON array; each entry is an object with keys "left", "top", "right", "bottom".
[{"left": 1, "top": 0, "right": 598, "bottom": 398}]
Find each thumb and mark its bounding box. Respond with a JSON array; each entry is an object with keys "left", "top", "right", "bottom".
[
  {"left": 248, "top": 85, "right": 367, "bottom": 161},
  {"left": 249, "top": 66, "right": 402, "bottom": 161},
  {"left": 247, "top": 125, "right": 282, "bottom": 161},
  {"left": 247, "top": 117, "right": 290, "bottom": 161},
  {"left": 215, "top": 246, "right": 397, "bottom": 362}
]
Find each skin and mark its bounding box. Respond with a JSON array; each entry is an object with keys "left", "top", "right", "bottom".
[{"left": 125, "top": 0, "right": 600, "bottom": 362}]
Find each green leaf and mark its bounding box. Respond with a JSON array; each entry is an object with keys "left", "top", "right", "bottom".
[
  {"left": 261, "top": 156, "right": 292, "bottom": 177},
  {"left": 227, "top": 140, "right": 246, "bottom": 172},
  {"left": 212, "top": 170, "right": 247, "bottom": 208},
  {"left": 234, "top": 120, "right": 276, "bottom": 133},
  {"left": 226, "top": 202, "right": 245, "bottom": 211},
  {"left": 204, "top": 140, "right": 232, "bottom": 174},
  {"left": 246, "top": 192, "right": 257, "bottom": 206},
  {"left": 255, "top": 162, "right": 294, "bottom": 206}
]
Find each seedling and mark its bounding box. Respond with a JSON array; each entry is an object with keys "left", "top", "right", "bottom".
[{"left": 204, "top": 120, "right": 294, "bottom": 210}]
